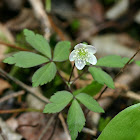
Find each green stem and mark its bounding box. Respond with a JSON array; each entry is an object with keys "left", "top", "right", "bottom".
[
  {"left": 68, "top": 63, "right": 75, "bottom": 83},
  {"left": 71, "top": 66, "right": 88, "bottom": 84},
  {"left": 46, "top": 0, "right": 51, "bottom": 12}
]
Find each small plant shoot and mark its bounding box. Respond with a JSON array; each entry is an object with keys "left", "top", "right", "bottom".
[{"left": 3, "top": 29, "right": 139, "bottom": 140}]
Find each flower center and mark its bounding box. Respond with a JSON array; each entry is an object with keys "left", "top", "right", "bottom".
[{"left": 75, "top": 47, "right": 89, "bottom": 61}]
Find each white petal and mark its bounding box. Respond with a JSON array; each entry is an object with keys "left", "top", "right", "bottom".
[
  {"left": 75, "top": 60, "right": 86, "bottom": 70},
  {"left": 74, "top": 43, "right": 85, "bottom": 49},
  {"left": 86, "top": 45, "right": 97, "bottom": 54},
  {"left": 69, "top": 50, "right": 76, "bottom": 61},
  {"left": 87, "top": 54, "right": 97, "bottom": 65}
]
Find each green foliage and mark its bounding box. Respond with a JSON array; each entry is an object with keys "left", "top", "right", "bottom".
[
  {"left": 3, "top": 30, "right": 72, "bottom": 87},
  {"left": 76, "top": 93, "right": 104, "bottom": 113},
  {"left": 96, "top": 55, "right": 124, "bottom": 68},
  {"left": 96, "top": 55, "right": 134, "bottom": 68},
  {"left": 98, "top": 117, "right": 111, "bottom": 131},
  {"left": 53, "top": 41, "right": 71, "bottom": 62},
  {"left": 43, "top": 91, "right": 73, "bottom": 113},
  {"left": 4, "top": 29, "right": 133, "bottom": 140},
  {"left": 89, "top": 67, "right": 115, "bottom": 89},
  {"left": 136, "top": 134, "right": 140, "bottom": 140},
  {"left": 4, "top": 52, "right": 49, "bottom": 68},
  {"left": 32, "top": 62, "right": 57, "bottom": 87},
  {"left": 98, "top": 103, "right": 140, "bottom": 140},
  {"left": 3, "top": 56, "right": 15, "bottom": 64},
  {"left": 67, "top": 99, "right": 85, "bottom": 140},
  {"left": 24, "top": 29, "right": 52, "bottom": 58},
  {"left": 73, "top": 81, "right": 103, "bottom": 96},
  {"left": 135, "top": 60, "right": 140, "bottom": 66}
]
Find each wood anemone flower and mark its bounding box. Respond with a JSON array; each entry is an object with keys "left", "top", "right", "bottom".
[{"left": 69, "top": 43, "right": 97, "bottom": 70}]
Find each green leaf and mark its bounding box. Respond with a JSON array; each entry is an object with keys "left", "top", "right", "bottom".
[
  {"left": 67, "top": 99, "right": 85, "bottom": 140},
  {"left": 32, "top": 62, "right": 56, "bottom": 87},
  {"left": 89, "top": 67, "right": 115, "bottom": 89},
  {"left": 98, "top": 103, "right": 140, "bottom": 140},
  {"left": 3, "top": 56, "right": 15, "bottom": 64},
  {"left": 24, "top": 29, "right": 51, "bottom": 58},
  {"left": 4, "top": 51, "right": 49, "bottom": 68},
  {"left": 43, "top": 91, "right": 73, "bottom": 113},
  {"left": 122, "top": 57, "right": 134, "bottom": 64},
  {"left": 53, "top": 41, "right": 71, "bottom": 62},
  {"left": 135, "top": 60, "right": 140, "bottom": 66},
  {"left": 73, "top": 81, "right": 103, "bottom": 96},
  {"left": 96, "top": 55, "right": 124, "bottom": 68},
  {"left": 98, "top": 117, "right": 111, "bottom": 131},
  {"left": 76, "top": 93, "right": 104, "bottom": 113},
  {"left": 136, "top": 134, "right": 140, "bottom": 140}
]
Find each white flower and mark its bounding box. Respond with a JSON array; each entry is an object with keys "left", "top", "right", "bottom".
[{"left": 69, "top": 43, "right": 97, "bottom": 70}]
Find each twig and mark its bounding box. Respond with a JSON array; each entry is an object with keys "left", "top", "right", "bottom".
[
  {"left": 48, "top": 117, "right": 59, "bottom": 140},
  {"left": 58, "top": 113, "right": 71, "bottom": 140},
  {"left": 97, "top": 47, "right": 140, "bottom": 99},
  {"left": 48, "top": 15, "right": 67, "bottom": 41},
  {"left": 123, "top": 91, "right": 140, "bottom": 101},
  {"left": 0, "top": 40, "right": 30, "bottom": 51},
  {"left": 0, "top": 90, "right": 25, "bottom": 103},
  {"left": 0, "top": 108, "right": 42, "bottom": 114},
  {"left": 0, "top": 68, "right": 50, "bottom": 103},
  {"left": 38, "top": 115, "right": 56, "bottom": 140},
  {"left": 28, "top": 0, "right": 51, "bottom": 39},
  {"left": 82, "top": 127, "right": 97, "bottom": 136}
]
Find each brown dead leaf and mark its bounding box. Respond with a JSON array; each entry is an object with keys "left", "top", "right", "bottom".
[
  {"left": 17, "top": 112, "right": 69, "bottom": 140},
  {"left": 0, "top": 79, "right": 11, "bottom": 95},
  {"left": 75, "top": 0, "right": 104, "bottom": 23},
  {"left": 6, "top": 118, "right": 19, "bottom": 131},
  {"left": 0, "top": 118, "right": 22, "bottom": 140},
  {"left": 117, "top": 33, "right": 140, "bottom": 48},
  {"left": 6, "top": 8, "right": 39, "bottom": 31}
]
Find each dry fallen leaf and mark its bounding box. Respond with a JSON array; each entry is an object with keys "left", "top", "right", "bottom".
[
  {"left": 17, "top": 112, "right": 69, "bottom": 140},
  {"left": 0, "top": 79, "right": 11, "bottom": 95}
]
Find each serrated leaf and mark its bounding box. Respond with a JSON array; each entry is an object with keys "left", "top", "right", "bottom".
[
  {"left": 53, "top": 41, "right": 71, "bottom": 62},
  {"left": 67, "top": 99, "right": 85, "bottom": 140},
  {"left": 3, "top": 56, "right": 15, "bottom": 64},
  {"left": 32, "top": 62, "right": 56, "bottom": 87},
  {"left": 122, "top": 57, "right": 134, "bottom": 64},
  {"left": 96, "top": 55, "right": 124, "bottom": 68},
  {"left": 4, "top": 52, "right": 49, "bottom": 68},
  {"left": 135, "top": 60, "right": 140, "bottom": 66},
  {"left": 24, "top": 29, "right": 51, "bottom": 58},
  {"left": 73, "top": 81, "right": 103, "bottom": 96},
  {"left": 43, "top": 91, "right": 73, "bottom": 113},
  {"left": 89, "top": 67, "right": 115, "bottom": 89},
  {"left": 98, "top": 103, "right": 140, "bottom": 140},
  {"left": 76, "top": 93, "right": 104, "bottom": 113}
]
